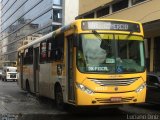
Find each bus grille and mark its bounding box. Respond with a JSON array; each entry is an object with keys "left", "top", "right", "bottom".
[
  {"left": 95, "top": 97, "right": 134, "bottom": 103},
  {"left": 90, "top": 78, "right": 138, "bottom": 86}
]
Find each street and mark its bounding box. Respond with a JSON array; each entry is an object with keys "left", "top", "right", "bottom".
[{"left": 0, "top": 80, "right": 159, "bottom": 120}]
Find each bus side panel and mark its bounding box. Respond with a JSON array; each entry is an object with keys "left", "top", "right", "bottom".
[
  {"left": 23, "top": 65, "right": 34, "bottom": 92},
  {"left": 22, "top": 66, "right": 27, "bottom": 90},
  {"left": 39, "top": 63, "right": 51, "bottom": 97},
  {"left": 49, "top": 62, "right": 59, "bottom": 99}
]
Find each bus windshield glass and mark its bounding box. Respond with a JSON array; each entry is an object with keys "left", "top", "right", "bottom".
[{"left": 77, "top": 34, "right": 145, "bottom": 74}]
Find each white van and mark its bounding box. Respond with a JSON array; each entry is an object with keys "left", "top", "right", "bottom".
[{"left": 2, "top": 61, "right": 18, "bottom": 82}]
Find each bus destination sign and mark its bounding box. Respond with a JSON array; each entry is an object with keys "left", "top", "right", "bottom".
[{"left": 82, "top": 21, "right": 140, "bottom": 32}]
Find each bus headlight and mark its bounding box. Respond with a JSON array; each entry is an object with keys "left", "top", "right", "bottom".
[
  {"left": 135, "top": 83, "right": 146, "bottom": 93},
  {"left": 76, "top": 83, "right": 94, "bottom": 94}
]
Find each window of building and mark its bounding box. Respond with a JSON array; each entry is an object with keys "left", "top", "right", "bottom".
[
  {"left": 83, "top": 13, "right": 94, "bottom": 18},
  {"left": 112, "top": 0, "right": 128, "bottom": 12},
  {"left": 154, "top": 36, "right": 160, "bottom": 72},
  {"left": 53, "top": 9, "right": 62, "bottom": 23},
  {"left": 132, "top": 0, "right": 146, "bottom": 5},
  {"left": 145, "top": 38, "right": 151, "bottom": 72},
  {"left": 53, "top": 0, "right": 62, "bottom": 6},
  {"left": 97, "top": 7, "right": 109, "bottom": 18}
]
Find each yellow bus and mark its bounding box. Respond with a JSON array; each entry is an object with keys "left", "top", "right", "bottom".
[{"left": 17, "top": 19, "right": 146, "bottom": 109}]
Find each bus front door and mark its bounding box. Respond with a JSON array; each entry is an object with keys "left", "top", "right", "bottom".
[
  {"left": 20, "top": 53, "right": 24, "bottom": 89},
  {"left": 33, "top": 47, "right": 39, "bottom": 93},
  {"left": 67, "top": 35, "right": 75, "bottom": 103}
]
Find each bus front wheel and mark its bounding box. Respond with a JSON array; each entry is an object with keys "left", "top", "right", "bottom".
[{"left": 55, "top": 85, "right": 64, "bottom": 110}]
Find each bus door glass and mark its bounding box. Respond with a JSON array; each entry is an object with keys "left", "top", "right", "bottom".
[
  {"left": 33, "top": 47, "right": 39, "bottom": 93},
  {"left": 67, "top": 35, "right": 76, "bottom": 102},
  {"left": 20, "top": 53, "right": 24, "bottom": 89}
]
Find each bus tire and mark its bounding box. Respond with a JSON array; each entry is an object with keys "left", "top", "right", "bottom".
[
  {"left": 55, "top": 85, "right": 64, "bottom": 110},
  {"left": 26, "top": 80, "right": 30, "bottom": 93}
]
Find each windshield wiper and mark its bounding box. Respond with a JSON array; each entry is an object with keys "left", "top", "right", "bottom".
[
  {"left": 92, "top": 30, "right": 110, "bottom": 50},
  {"left": 92, "top": 30, "right": 102, "bottom": 42}
]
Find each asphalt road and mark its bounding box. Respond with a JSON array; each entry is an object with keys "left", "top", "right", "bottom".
[{"left": 0, "top": 80, "right": 159, "bottom": 120}]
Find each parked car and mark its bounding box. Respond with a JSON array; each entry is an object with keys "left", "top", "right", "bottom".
[{"left": 146, "top": 73, "right": 160, "bottom": 104}]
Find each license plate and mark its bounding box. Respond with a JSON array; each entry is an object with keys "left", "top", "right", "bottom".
[{"left": 110, "top": 97, "right": 122, "bottom": 102}]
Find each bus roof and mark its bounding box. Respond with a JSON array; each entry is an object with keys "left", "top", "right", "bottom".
[
  {"left": 17, "top": 23, "right": 75, "bottom": 52},
  {"left": 17, "top": 19, "right": 142, "bottom": 52}
]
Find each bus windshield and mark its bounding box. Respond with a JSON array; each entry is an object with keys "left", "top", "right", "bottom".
[
  {"left": 3, "top": 62, "right": 17, "bottom": 67},
  {"left": 77, "top": 33, "right": 145, "bottom": 74}
]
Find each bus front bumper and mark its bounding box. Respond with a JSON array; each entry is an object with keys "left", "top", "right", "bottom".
[{"left": 75, "top": 87, "right": 146, "bottom": 106}]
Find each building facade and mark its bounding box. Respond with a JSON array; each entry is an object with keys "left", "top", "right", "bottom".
[
  {"left": 77, "top": 0, "right": 160, "bottom": 73},
  {"left": 0, "top": 0, "right": 78, "bottom": 61}
]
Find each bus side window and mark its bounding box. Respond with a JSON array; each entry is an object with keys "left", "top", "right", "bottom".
[
  {"left": 52, "top": 33, "right": 64, "bottom": 61},
  {"left": 48, "top": 41, "right": 52, "bottom": 60},
  {"left": 47, "top": 38, "right": 53, "bottom": 62},
  {"left": 28, "top": 47, "right": 33, "bottom": 64},
  {"left": 24, "top": 49, "right": 28, "bottom": 65},
  {"left": 17, "top": 52, "right": 21, "bottom": 66},
  {"left": 40, "top": 41, "right": 47, "bottom": 63},
  {"left": 23, "top": 47, "right": 33, "bottom": 65}
]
